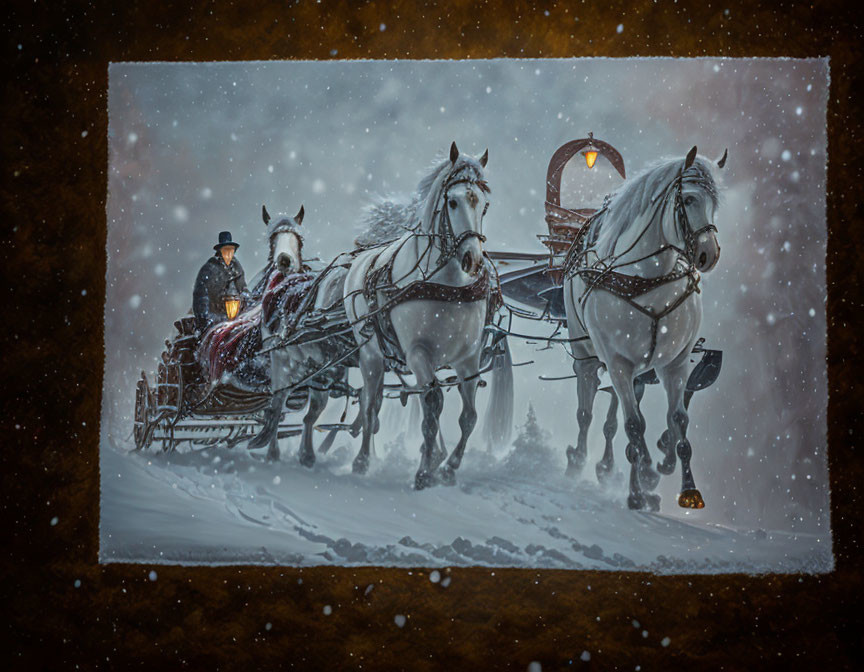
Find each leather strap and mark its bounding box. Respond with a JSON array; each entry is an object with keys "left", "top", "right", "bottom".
[
  {"left": 382, "top": 270, "right": 490, "bottom": 306},
  {"left": 576, "top": 266, "right": 693, "bottom": 300}
]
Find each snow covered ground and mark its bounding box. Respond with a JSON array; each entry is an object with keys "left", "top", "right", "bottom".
[{"left": 99, "top": 437, "right": 832, "bottom": 573}]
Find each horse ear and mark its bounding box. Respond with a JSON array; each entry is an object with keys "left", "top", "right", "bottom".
[
  {"left": 684, "top": 145, "right": 698, "bottom": 170},
  {"left": 716, "top": 148, "right": 728, "bottom": 169},
  {"left": 450, "top": 141, "right": 459, "bottom": 165},
  {"left": 479, "top": 148, "right": 488, "bottom": 168},
  {"left": 262, "top": 205, "right": 271, "bottom": 225},
  {"left": 294, "top": 204, "right": 305, "bottom": 225}
]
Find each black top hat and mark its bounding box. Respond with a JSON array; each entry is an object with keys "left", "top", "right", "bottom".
[{"left": 214, "top": 231, "right": 240, "bottom": 251}]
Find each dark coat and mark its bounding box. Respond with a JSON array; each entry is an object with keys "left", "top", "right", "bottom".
[{"left": 192, "top": 253, "right": 248, "bottom": 332}]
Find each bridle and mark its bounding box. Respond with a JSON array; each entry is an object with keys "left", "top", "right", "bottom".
[
  {"left": 268, "top": 221, "right": 303, "bottom": 268},
  {"left": 566, "top": 162, "right": 719, "bottom": 284},
  {"left": 669, "top": 166, "right": 719, "bottom": 266},
  {"left": 612, "top": 163, "right": 719, "bottom": 271},
  {"left": 431, "top": 165, "right": 490, "bottom": 263}
]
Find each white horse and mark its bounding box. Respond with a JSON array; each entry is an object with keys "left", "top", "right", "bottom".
[
  {"left": 248, "top": 205, "right": 354, "bottom": 464},
  {"left": 343, "top": 142, "right": 513, "bottom": 490},
  {"left": 563, "top": 146, "right": 726, "bottom": 511}
]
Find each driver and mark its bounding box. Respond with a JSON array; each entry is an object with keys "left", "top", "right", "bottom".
[{"left": 192, "top": 231, "right": 248, "bottom": 333}]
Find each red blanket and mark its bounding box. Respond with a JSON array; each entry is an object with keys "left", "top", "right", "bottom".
[
  {"left": 197, "top": 304, "right": 263, "bottom": 383},
  {"left": 262, "top": 271, "right": 316, "bottom": 329},
  {"left": 197, "top": 271, "right": 316, "bottom": 384}
]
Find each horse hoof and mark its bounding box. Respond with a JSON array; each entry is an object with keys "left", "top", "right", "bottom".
[
  {"left": 628, "top": 492, "right": 661, "bottom": 511},
  {"left": 352, "top": 454, "right": 369, "bottom": 475},
  {"left": 639, "top": 463, "right": 661, "bottom": 491},
  {"left": 437, "top": 465, "right": 457, "bottom": 487},
  {"left": 414, "top": 469, "right": 435, "bottom": 490},
  {"left": 566, "top": 445, "right": 586, "bottom": 477},
  {"left": 678, "top": 489, "right": 705, "bottom": 509},
  {"left": 266, "top": 450, "right": 280, "bottom": 463},
  {"left": 645, "top": 493, "right": 661, "bottom": 512},
  {"left": 595, "top": 461, "right": 614, "bottom": 484},
  {"left": 298, "top": 452, "right": 315, "bottom": 469}
]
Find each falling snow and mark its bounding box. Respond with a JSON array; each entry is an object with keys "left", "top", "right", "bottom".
[{"left": 101, "top": 59, "right": 831, "bottom": 570}]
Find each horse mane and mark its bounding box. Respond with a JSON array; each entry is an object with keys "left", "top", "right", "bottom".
[
  {"left": 354, "top": 153, "right": 487, "bottom": 249},
  {"left": 589, "top": 155, "right": 720, "bottom": 259},
  {"left": 354, "top": 195, "right": 423, "bottom": 248}
]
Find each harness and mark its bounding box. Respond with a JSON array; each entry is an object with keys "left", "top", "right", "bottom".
[
  {"left": 564, "top": 163, "right": 718, "bottom": 364},
  {"left": 359, "top": 164, "right": 500, "bottom": 369}
]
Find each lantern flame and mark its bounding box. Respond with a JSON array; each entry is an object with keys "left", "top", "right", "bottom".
[
  {"left": 583, "top": 150, "right": 599, "bottom": 169},
  {"left": 225, "top": 298, "right": 241, "bottom": 320}
]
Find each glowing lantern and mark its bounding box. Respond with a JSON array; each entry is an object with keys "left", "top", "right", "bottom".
[
  {"left": 223, "top": 279, "right": 241, "bottom": 320},
  {"left": 224, "top": 295, "right": 241, "bottom": 320},
  {"left": 582, "top": 149, "right": 599, "bottom": 169}
]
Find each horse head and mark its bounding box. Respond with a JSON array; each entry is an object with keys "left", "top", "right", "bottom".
[
  {"left": 439, "top": 141, "right": 491, "bottom": 277},
  {"left": 264, "top": 204, "right": 305, "bottom": 275},
  {"left": 663, "top": 146, "right": 724, "bottom": 273}
]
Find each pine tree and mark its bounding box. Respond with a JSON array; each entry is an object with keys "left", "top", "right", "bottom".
[{"left": 504, "top": 403, "right": 556, "bottom": 473}]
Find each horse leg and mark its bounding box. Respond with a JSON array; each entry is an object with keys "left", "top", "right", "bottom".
[
  {"left": 434, "top": 428, "right": 448, "bottom": 471},
  {"left": 596, "top": 389, "right": 618, "bottom": 484},
  {"left": 267, "top": 388, "right": 292, "bottom": 462},
  {"left": 415, "top": 383, "right": 444, "bottom": 490},
  {"left": 633, "top": 378, "right": 660, "bottom": 492},
  {"left": 658, "top": 356, "right": 705, "bottom": 509},
  {"left": 568, "top": 360, "right": 600, "bottom": 479},
  {"left": 656, "top": 431, "right": 677, "bottom": 475},
  {"left": 370, "top": 374, "right": 385, "bottom": 457},
  {"left": 406, "top": 345, "right": 442, "bottom": 490},
  {"left": 654, "top": 364, "right": 677, "bottom": 474},
  {"left": 298, "top": 389, "right": 327, "bottom": 468},
  {"left": 608, "top": 359, "right": 660, "bottom": 512},
  {"left": 248, "top": 387, "right": 287, "bottom": 460},
  {"left": 438, "top": 370, "right": 480, "bottom": 486},
  {"left": 353, "top": 350, "right": 384, "bottom": 475}
]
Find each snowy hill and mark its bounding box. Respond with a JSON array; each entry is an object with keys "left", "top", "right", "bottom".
[{"left": 100, "top": 441, "right": 831, "bottom": 573}]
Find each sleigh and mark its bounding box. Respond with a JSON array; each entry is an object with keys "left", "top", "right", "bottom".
[
  {"left": 133, "top": 294, "right": 357, "bottom": 453},
  {"left": 486, "top": 134, "right": 723, "bottom": 399},
  {"left": 133, "top": 315, "right": 297, "bottom": 452}
]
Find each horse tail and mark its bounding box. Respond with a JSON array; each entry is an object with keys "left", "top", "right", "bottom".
[{"left": 482, "top": 336, "right": 514, "bottom": 448}]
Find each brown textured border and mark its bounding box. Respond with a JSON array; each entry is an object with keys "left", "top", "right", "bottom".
[{"left": 4, "top": 1, "right": 863, "bottom": 669}]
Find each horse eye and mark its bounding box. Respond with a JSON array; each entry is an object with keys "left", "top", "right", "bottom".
[
  {"left": 684, "top": 195, "right": 696, "bottom": 206},
  {"left": 449, "top": 199, "right": 458, "bottom": 209}
]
